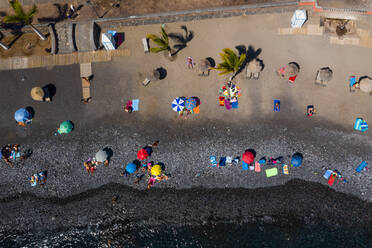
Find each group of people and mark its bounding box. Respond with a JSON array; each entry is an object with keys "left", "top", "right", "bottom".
[
  {"left": 1, "top": 144, "right": 30, "bottom": 167},
  {"left": 118, "top": 141, "right": 170, "bottom": 189},
  {"left": 83, "top": 149, "right": 110, "bottom": 175}
]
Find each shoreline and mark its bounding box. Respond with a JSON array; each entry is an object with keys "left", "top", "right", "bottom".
[{"left": 1, "top": 180, "right": 371, "bottom": 239}]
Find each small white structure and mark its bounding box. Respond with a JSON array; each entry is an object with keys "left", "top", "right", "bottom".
[
  {"left": 291, "top": 10, "right": 307, "bottom": 28},
  {"left": 101, "top": 33, "right": 116, "bottom": 50}
]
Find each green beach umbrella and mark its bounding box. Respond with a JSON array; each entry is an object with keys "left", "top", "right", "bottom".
[{"left": 58, "top": 121, "right": 73, "bottom": 134}]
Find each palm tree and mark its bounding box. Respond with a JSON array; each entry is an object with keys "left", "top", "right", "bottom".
[
  {"left": 3, "top": 0, "right": 47, "bottom": 41},
  {"left": 212, "top": 48, "right": 246, "bottom": 79},
  {"left": 147, "top": 27, "right": 172, "bottom": 57}
]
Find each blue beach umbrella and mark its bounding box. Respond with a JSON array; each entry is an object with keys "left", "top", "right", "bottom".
[
  {"left": 185, "top": 98, "right": 197, "bottom": 110},
  {"left": 291, "top": 154, "right": 303, "bottom": 167},
  {"left": 125, "top": 163, "right": 137, "bottom": 174},
  {"left": 14, "top": 108, "right": 32, "bottom": 123},
  {"left": 172, "top": 97, "right": 185, "bottom": 112}
]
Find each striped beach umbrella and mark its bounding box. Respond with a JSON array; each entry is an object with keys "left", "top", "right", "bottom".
[{"left": 172, "top": 97, "right": 185, "bottom": 112}]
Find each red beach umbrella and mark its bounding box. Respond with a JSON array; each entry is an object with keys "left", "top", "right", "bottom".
[
  {"left": 137, "top": 148, "right": 149, "bottom": 160},
  {"left": 242, "top": 151, "right": 255, "bottom": 164}
]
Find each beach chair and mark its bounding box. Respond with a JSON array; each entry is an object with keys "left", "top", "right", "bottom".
[
  {"left": 210, "top": 156, "right": 217, "bottom": 167},
  {"left": 142, "top": 38, "right": 149, "bottom": 53},
  {"left": 142, "top": 78, "right": 151, "bottom": 86},
  {"left": 356, "top": 161, "right": 368, "bottom": 173},
  {"left": 242, "top": 161, "right": 249, "bottom": 170},
  {"left": 349, "top": 76, "right": 357, "bottom": 92},
  {"left": 132, "top": 99, "right": 139, "bottom": 111},
  {"left": 282, "top": 164, "right": 289, "bottom": 175}
]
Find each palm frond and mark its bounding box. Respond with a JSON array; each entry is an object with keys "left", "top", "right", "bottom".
[
  {"left": 147, "top": 34, "right": 166, "bottom": 47},
  {"left": 150, "top": 47, "right": 167, "bottom": 53},
  {"left": 160, "top": 27, "right": 168, "bottom": 44},
  {"left": 9, "top": 0, "right": 25, "bottom": 18},
  {"left": 236, "top": 53, "right": 246, "bottom": 70},
  {"left": 26, "top": 5, "right": 37, "bottom": 21},
  {"left": 3, "top": 15, "right": 24, "bottom": 23}
]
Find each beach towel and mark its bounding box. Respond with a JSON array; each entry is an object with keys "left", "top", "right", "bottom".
[
  {"left": 242, "top": 161, "right": 249, "bottom": 171},
  {"left": 288, "top": 75, "right": 297, "bottom": 83},
  {"left": 132, "top": 99, "right": 139, "bottom": 111},
  {"left": 323, "top": 169, "right": 333, "bottom": 179},
  {"left": 328, "top": 174, "right": 336, "bottom": 186},
  {"left": 254, "top": 161, "right": 261, "bottom": 172},
  {"left": 225, "top": 99, "right": 232, "bottom": 110},
  {"left": 210, "top": 156, "right": 217, "bottom": 167},
  {"left": 231, "top": 101, "right": 238, "bottom": 109},
  {"left": 226, "top": 156, "right": 232, "bottom": 165},
  {"left": 219, "top": 157, "right": 226, "bottom": 166},
  {"left": 282, "top": 164, "right": 289, "bottom": 175},
  {"left": 193, "top": 106, "right": 200, "bottom": 114},
  {"left": 274, "top": 100, "right": 280, "bottom": 112},
  {"left": 265, "top": 168, "right": 278, "bottom": 178},
  {"left": 356, "top": 161, "right": 368, "bottom": 173},
  {"left": 219, "top": 96, "right": 225, "bottom": 106}
]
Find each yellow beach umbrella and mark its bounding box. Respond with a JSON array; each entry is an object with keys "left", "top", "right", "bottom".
[
  {"left": 31, "top": 87, "right": 44, "bottom": 101},
  {"left": 151, "top": 164, "right": 162, "bottom": 176}
]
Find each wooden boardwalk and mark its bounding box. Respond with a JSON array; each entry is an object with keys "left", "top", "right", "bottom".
[{"left": 0, "top": 49, "right": 130, "bottom": 71}]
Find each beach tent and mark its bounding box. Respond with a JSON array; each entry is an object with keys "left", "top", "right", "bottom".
[{"left": 291, "top": 10, "right": 307, "bottom": 28}]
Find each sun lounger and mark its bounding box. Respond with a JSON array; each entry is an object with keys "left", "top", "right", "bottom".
[
  {"left": 328, "top": 174, "right": 336, "bottom": 186},
  {"left": 142, "top": 38, "right": 149, "bottom": 53},
  {"left": 356, "top": 161, "right": 368, "bottom": 173},
  {"left": 254, "top": 162, "right": 261, "bottom": 172},
  {"left": 132, "top": 99, "right": 139, "bottom": 111},
  {"left": 210, "top": 156, "right": 217, "bottom": 167},
  {"left": 282, "top": 164, "right": 289, "bottom": 175},
  {"left": 142, "top": 78, "right": 151, "bottom": 86},
  {"left": 323, "top": 170, "right": 333, "bottom": 179},
  {"left": 242, "top": 161, "right": 249, "bottom": 170},
  {"left": 219, "top": 157, "right": 226, "bottom": 166}
]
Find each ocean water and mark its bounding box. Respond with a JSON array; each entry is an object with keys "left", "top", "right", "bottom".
[{"left": 1, "top": 222, "right": 370, "bottom": 248}]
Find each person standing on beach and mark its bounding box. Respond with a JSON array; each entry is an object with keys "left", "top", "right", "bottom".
[{"left": 187, "top": 57, "right": 194, "bottom": 69}]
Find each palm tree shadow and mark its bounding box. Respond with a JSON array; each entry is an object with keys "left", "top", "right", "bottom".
[
  {"left": 169, "top": 25, "right": 194, "bottom": 56},
  {"left": 234, "top": 45, "right": 262, "bottom": 77},
  {"left": 37, "top": 3, "right": 68, "bottom": 23}
]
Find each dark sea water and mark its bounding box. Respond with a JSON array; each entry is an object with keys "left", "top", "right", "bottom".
[{"left": 1, "top": 222, "right": 370, "bottom": 248}]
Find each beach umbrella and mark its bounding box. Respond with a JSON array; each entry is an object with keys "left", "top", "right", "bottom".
[
  {"left": 185, "top": 98, "right": 197, "bottom": 110},
  {"left": 125, "top": 163, "right": 137, "bottom": 174},
  {"left": 58, "top": 121, "right": 73, "bottom": 134},
  {"left": 14, "top": 108, "right": 32, "bottom": 123},
  {"left": 291, "top": 154, "right": 303, "bottom": 167},
  {"left": 247, "top": 59, "right": 262, "bottom": 73},
  {"left": 286, "top": 63, "right": 300, "bottom": 76},
  {"left": 172, "top": 97, "right": 185, "bottom": 112},
  {"left": 95, "top": 149, "right": 108, "bottom": 163},
  {"left": 30, "top": 87, "right": 44, "bottom": 101},
  {"left": 242, "top": 151, "right": 255, "bottom": 164},
  {"left": 151, "top": 164, "right": 162, "bottom": 176},
  {"left": 359, "top": 77, "right": 372, "bottom": 93},
  {"left": 318, "top": 68, "right": 333, "bottom": 82},
  {"left": 137, "top": 148, "right": 149, "bottom": 160}
]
